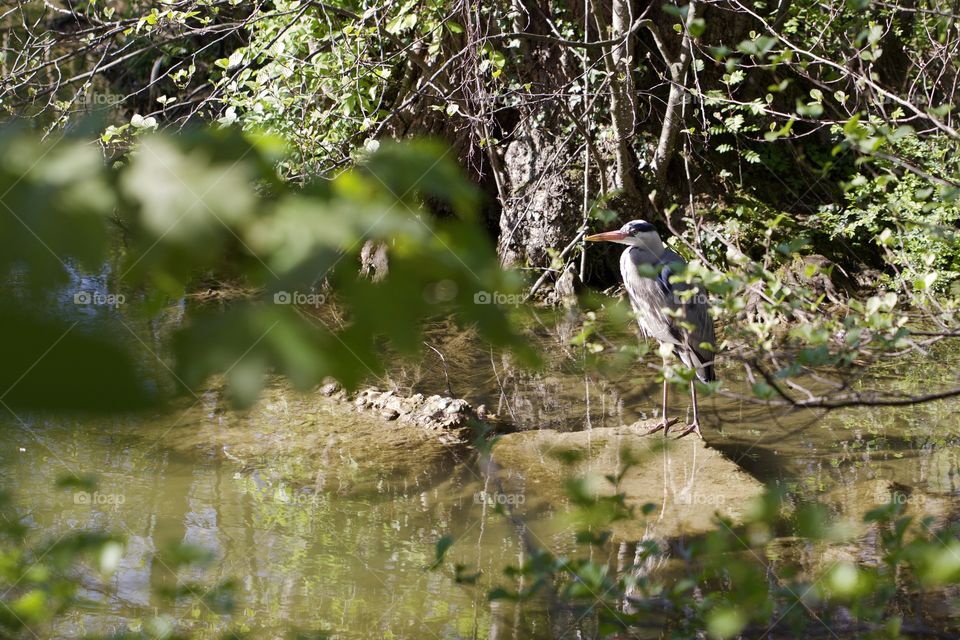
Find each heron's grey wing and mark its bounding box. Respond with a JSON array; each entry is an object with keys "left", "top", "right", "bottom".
[
  {"left": 658, "top": 250, "right": 717, "bottom": 381},
  {"left": 620, "top": 248, "right": 680, "bottom": 345},
  {"left": 656, "top": 261, "right": 674, "bottom": 299},
  {"left": 683, "top": 294, "right": 717, "bottom": 381}
]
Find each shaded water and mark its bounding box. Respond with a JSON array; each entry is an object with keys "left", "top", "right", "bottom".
[
  {"left": 7, "top": 404, "right": 572, "bottom": 638},
  {"left": 4, "top": 303, "right": 960, "bottom": 638}
]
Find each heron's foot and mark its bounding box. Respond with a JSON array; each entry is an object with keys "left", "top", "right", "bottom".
[
  {"left": 637, "top": 417, "right": 679, "bottom": 437},
  {"left": 673, "top": 422, "right": 704, "bottom": 440}
]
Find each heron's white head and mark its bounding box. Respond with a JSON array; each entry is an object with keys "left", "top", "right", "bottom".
[{"left": 585, "top": 219, "right": 664, "bottom": 255}]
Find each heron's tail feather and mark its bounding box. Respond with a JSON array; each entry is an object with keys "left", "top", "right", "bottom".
[
  {"left": 683, "top": 349, "right": 717, "bottom": 383},
  {"left": 699, "top": 363, "right": 717, "bottom": 383}
]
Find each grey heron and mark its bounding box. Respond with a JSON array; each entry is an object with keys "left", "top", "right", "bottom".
[{"left": 586, "top": 220, "right": 716, "bottom": 439}]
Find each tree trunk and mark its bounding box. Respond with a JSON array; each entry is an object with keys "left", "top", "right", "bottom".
[
  {"left": 652, "top": 69, "right": 685, "bottom": 189},
  {"left": 607, "top": 0, "right": 642, "bottom": 200},
  {"left": 651, "top": 1, "right": 701, "bottom": 192}
]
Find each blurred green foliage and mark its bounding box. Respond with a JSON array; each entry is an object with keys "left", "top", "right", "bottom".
[{"left": 0, "top": 127, "right": 532, "bottom": 410}]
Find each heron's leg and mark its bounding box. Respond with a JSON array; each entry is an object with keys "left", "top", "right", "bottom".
[
  {"left": 662, "top": 377, "right": 671, "bottom": 436},
  {"left": 639, "top": 377, "right": 677, "bottom": 436},
  {"left": 674, "top": 380, "right": 704, "bottom": 440}
]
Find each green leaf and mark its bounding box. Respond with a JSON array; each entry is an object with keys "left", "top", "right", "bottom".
[
  {"left": 429, "top": 535, "right": 454, "bottom": 570},
  {"left": 11, "top": 590, "right": 47, "bottom": 622},
  {"left": 688, "top": 18, "right": 706, "bottom": 37},
  {"left": 751, "top": 382, "right": 776, "bottom": 400},
  {"left": 707, "top": 607, "right": 747, "bottom": 639}
]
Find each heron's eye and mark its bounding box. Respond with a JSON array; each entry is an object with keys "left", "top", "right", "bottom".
[{"left": 632, "top": 222, "right": 655, "bottom": 234}]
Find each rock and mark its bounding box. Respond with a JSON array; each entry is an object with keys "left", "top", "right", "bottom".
[
  {"left": 552, "top": 263, "right": 582, "bottom": 308},
  {"left": 359, "top": 239, "right": 389, "bottom": 281},
  {"left": 490, "top": 424, "right": 765, "bottom": 539},
  {"left": 319, "top": 381, "right": 341, "bottom": 396},
  {"left": 345, "top": 387, "right": 479, "bottom": 433},
  {"left": 444, "top": 401, "right": 463, "bottom": 414}
]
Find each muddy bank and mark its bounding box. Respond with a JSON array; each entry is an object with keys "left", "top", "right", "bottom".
[
  {"left": 490, "top": 424, "right": 765, "bottom": 538},
  {"left": 149, "top": 355, "right": 960, "bottom": 541},
  {"left": 150, "top": 380, "right": 479, "bottom": 495},
  {"left": 153, "top": 378, "right": 764, "bottom": 541}
]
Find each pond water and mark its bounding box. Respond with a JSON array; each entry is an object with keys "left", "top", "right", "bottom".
[{"left": 3, "top": 304, "right": 960, "bottom": 638}]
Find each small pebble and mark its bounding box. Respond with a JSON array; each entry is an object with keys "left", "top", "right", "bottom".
[{"left": 319, "top": 382, "right": 341, "bottom": 396}]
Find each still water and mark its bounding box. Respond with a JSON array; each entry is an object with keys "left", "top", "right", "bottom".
[{"left": 3, "top": 307, "right": 960, "bottom": 638}]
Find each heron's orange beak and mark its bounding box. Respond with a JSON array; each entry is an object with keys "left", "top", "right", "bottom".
[{"left": 585, "top": 230, "right": 628, "bottom": 242}]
